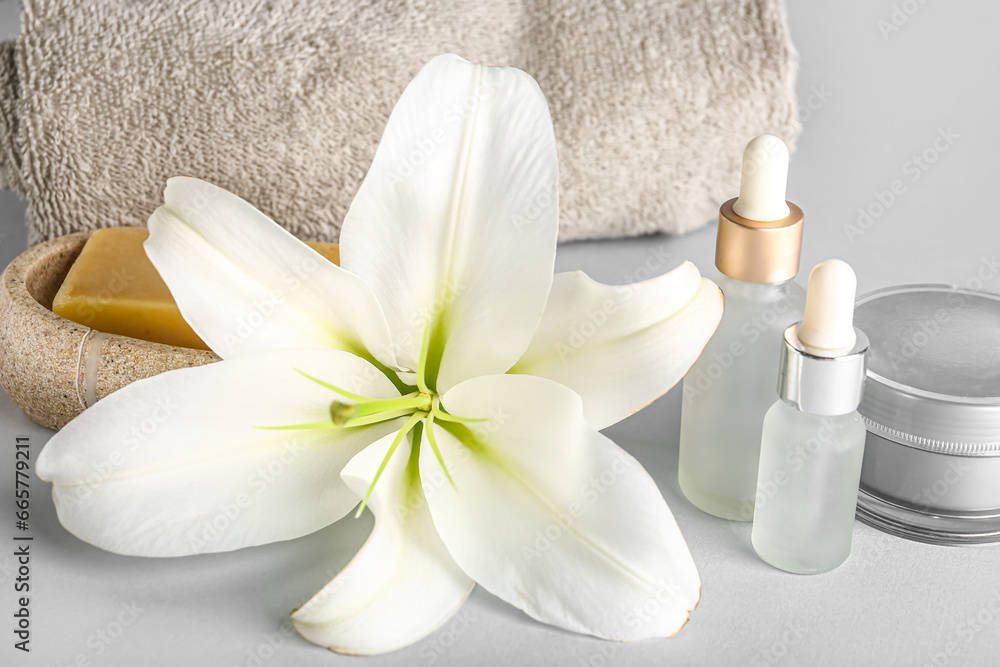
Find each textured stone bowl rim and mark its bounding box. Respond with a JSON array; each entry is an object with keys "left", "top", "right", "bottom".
[{"left": 0, "top": 229, "right": 219, "bottom": 430}]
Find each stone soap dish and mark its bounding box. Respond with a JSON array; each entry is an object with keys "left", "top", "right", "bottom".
[{"left": 0, "top": 230, "right": 219, "bottom": 430}]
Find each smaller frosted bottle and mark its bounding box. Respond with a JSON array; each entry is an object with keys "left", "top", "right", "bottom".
[{"left": 751, "top": 259, "right": 870, "bottom": 574}]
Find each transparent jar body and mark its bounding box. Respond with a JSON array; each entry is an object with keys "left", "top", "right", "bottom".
[
  {"left": 678, "top": 274, "right": 805, "bottom": 520},
  {"left": 751, "top": 399, "right": 867, "bottom": 574}
]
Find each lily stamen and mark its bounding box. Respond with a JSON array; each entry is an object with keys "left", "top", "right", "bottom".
[
  {"left": 349, "top": 393, "right": 432, "bottom": 418},
  {"left": 338, "top": 409, "right": 418, "bottom": 429},
  {"left": 355, "top": 410, "right": 427, "bottom": 517},
  {"left": 422, "top": 415, "right": 457, "bottom": 491},
  {"left": 416, "top": 325, "right": 433, "bottom": 394},
  {"left": 295, "top": 368, "right": 380, "bottom": 403},
  {"left": 331, "top": 392, "right": 432, "bottom": 426},
  {"left": 253, "top": 420, "right": 338, "bottom": 431},
  {"left": 430, "top": 397, "right": 487, "bottom": 424}
]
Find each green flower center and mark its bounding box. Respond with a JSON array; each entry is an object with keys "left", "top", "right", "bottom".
[{"left": 258, "top": 326, "right": 481, "bottom": 516}]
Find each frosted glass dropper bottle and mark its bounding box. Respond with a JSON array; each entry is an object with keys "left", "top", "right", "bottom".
[
  {"left": 751, "top": 259, "right": 869, "bottom": 574},
  {"left": 678, "top": 135, "right": 806, "bottom": 521}
]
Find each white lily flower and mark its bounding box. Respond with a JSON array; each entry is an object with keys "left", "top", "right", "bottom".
[{"left": 37, "top": 54, "right": 723, "bottom": 655}]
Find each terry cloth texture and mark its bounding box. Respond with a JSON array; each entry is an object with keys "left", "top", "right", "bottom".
[{"left": 0, "top": 0, "right": 799, "bottom": 245}]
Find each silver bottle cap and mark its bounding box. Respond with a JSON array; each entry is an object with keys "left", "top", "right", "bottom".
[{"left": 777, "top": 323, "right": 869, "bottom": 416}]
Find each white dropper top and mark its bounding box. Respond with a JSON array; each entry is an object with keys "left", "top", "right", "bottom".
[
  {"left": 732, "top": 134, "right": 791, "bottom": 222},
  {"left": 797, "top": 259, "right": 858, "bottom": 358}
]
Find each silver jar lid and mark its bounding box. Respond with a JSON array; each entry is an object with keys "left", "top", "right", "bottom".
[{"left": 854, "top": 284, "right": 1000, "bottom": 456}]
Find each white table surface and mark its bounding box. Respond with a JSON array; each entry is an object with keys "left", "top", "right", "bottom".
[{"left": 2, "top": 1, "right": 999, "bottom": 665}]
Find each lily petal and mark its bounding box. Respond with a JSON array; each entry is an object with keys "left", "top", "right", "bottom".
[
  {"left": 510, "top": 263, "right": 723, "bottom": 429},
  {"left": 339, "top": 54, "right": 558, "bottom": 392},
  {"left": 424, "top": 374, "right": 701, "bottom": 641},
  {"left": 293, "top": 429, "right": 474, "bottom": 655},
  {"left": 146, "top": 177, "right": 397, "bottom": 367},
  {"left": 36, "top": 349, "right": 402, "bottom": 557}
]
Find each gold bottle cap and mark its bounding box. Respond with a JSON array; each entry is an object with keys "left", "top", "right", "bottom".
[
  {"left": 716, "top": 134, "right": 803, "bottom": 284},
  {"left": 715, "top": 197, "right": 803, "bottom": 284}
]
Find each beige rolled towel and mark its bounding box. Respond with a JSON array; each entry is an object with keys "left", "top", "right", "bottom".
[{"left": 0, "top": 0, "right": 799, "bottom": 245}]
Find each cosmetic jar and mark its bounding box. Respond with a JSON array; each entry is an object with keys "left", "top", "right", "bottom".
[{"left": 853, "top": 285, "right": 1000, "bottom": 545}]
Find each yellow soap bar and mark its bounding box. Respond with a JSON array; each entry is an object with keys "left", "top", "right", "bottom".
[{"left": 52, "top": 228, "right": 340, "bottom": 350}]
